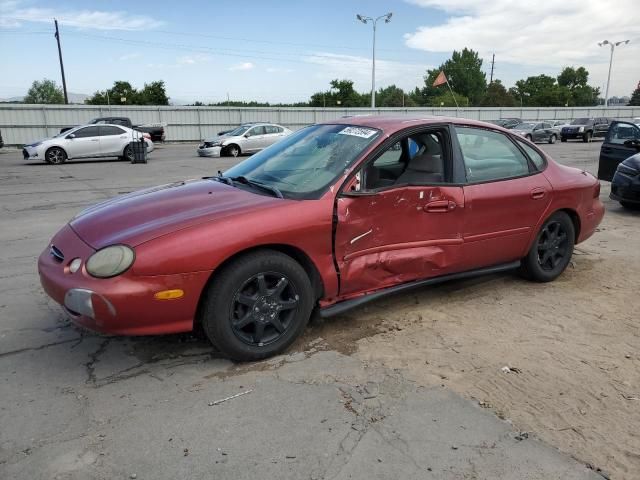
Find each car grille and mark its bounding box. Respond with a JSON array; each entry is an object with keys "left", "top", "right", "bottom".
[
  {"left": 203, "top": 142, "right": 217, "bottom": 148},
  {"left": 50, "top": 245, "right": 64, "bottom": 262}
]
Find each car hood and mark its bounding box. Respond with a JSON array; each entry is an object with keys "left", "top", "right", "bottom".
[{"left": 70, "top": 179, "right": 283, "bottom": 249}]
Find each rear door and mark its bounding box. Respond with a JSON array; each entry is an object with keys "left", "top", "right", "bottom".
[
  {"left": 598, "top": 121, "right": 640, "bottom": 181},
  {"left": 455, "top": 126, "right": 552, "bottom": 270},
  {"left": 263, "top": 125, "right": 285, "bottom": 148},
  {"left": 65, "top": 126, "right": 101, "bottom": 158},
  {"left": 99, "top": 125, "right": 129, "bottom": 156}
]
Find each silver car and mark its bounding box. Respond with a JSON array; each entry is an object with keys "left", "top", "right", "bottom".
[
  {"left": 197, "top": 123, "right": 292, "bottom": 157},
  {"left": 511, "top": 121, "right": 559, "bottom": 144},
  {"left": 22, "top": 124, "right": 153, "bottom": 164}
]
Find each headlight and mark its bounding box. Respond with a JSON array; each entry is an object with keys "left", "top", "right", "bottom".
[
  {"left": 578, "top": 126, "right": 584, "bottom": 132},
  {"left": 86, "top": 245, "right": 135, "bottom": 278}
]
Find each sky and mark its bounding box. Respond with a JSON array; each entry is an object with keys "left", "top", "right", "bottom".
[{"left": 0, "top": 0, "right": 638, "bottom": 104}]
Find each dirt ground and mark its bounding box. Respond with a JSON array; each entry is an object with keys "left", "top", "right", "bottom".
[{"left": 306, "top": 186, "right": 640, "bottom": 478}]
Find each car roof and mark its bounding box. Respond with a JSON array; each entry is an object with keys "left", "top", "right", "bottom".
[{"left": 318, "top": 115, "right": 513, "bottom": 136}]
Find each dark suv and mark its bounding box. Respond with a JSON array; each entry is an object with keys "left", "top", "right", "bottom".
[{"left": 561, "top": 117, "right": 610, "bottom": 143}]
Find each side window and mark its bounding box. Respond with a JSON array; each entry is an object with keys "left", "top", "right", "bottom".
[
  {"left": 542, "top": 123, "right": 551, "bottom": 129},
  {"left": 516, "top": 140, "right": 546, "bottom": 170},
  {"left": 73, "top": 126, "right": 100, "bottom": 138},
  {"left": 248, "top": 126, "right": 265, "bottom": 136},
  {"left": 361, "top": 130, "right": 447, "bottom": 190},
  {"left": 100, "top": 126, "right": 126, "bottom": 136},
  {"left": 455, "top": 127, "right": 530, "bottom": 182},
  {"left": 607, "top": 122, "right": 640, "bottom": 145},
  {"left": 276, "top": 126, "right": 284, "bottom": 133},
  {"left": 264, "top": 125, "right": 278, "bottom": 134}
]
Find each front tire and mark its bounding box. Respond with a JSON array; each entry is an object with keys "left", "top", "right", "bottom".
[
  {"left": 520, "top": 211, "right": 575, "bottom": 282},
  {"left": 45, "top": 147, "right": 67, "bottom": 164},
  {"left": 200, "top": 250, "right": 314, "bottom": 361},
  {"left": 583, "top": 131, "right": 592, "bottom": 143},
  {"left": 525, "top": 134, "right": 533, "bottom": 142},
  {"left": 224, "top": 144, "right": 241, "bottom": 157}
]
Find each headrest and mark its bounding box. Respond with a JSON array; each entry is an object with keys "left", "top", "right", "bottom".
[{"left": 407, "top": 154, "right": 441, "bottom": 173}]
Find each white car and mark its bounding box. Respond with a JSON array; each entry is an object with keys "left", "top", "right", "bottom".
[
  {"left": 197, "top": 123, "right": 292, "bottom": 157},
  {"left": 23, "top": 124, "right": 153, "bottom": 164}
]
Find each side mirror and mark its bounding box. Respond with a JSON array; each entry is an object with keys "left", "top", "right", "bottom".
[
  {"left": 244, "top": 133, "right": 250, "bottom": 138},
  {"left": 67, "top": 133, "right": 76, "bottom": 139}
]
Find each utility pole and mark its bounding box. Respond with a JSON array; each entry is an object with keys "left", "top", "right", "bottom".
[
  {"left": 489, "top": 54, "right": 495, "bottom": 84},
  {"left": 54, "top": 19, "right": 68, "bottom": 104}
]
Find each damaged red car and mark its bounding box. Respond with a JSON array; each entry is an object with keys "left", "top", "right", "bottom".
[{"left": 39, "top": 116, "right": 604, "bottom": 361}]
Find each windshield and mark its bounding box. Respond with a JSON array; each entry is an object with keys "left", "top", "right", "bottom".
[
  {"left": 571, "top": 118, "right": 590, "bottom": 125},
  {"left": 515, "top": 123, "right": 535, "bottom": 129},
  {"left": 223, "top": 124, "right": 381, "bottom": 199},
  {"left": 227, "top": 125, "right": 251, "bottom": 136}
]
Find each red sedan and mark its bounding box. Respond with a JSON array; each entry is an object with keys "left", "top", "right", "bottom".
[{"left": 39, "top": 117, "right": 604, "bottom": 361}]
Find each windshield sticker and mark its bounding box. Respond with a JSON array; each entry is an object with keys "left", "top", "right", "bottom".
[{"left": 338, "top": 126, "right": 377, "bottom": 139}]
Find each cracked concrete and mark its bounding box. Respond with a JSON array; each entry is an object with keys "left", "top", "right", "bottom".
[{"left": 0, "top": 144, "right": 607, "bottom": 479}]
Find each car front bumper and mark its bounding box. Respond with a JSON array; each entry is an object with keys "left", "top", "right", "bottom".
[
  {"left": 197, "top": 146, "right": 222, "bottom": 157},
  {"left": 561, "top": 131, "right": 585, "bottom": 139},
  {"left": 23, "top": 145, "right": 41, "bottom": 160},
  {"left": 610, "top": 169, "right": 640, "bottom": 205},
  {"left": 38, "top": 224, "right": 211, "bottom": 335}
]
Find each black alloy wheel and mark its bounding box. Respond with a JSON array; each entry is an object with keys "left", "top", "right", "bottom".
[
  {"left": 230, "top": 272, "right": 299, "bottom": 346},
  {"left": 520, "top": 211, "right": 575, "bottom": 282},
  {"left": 536, "top": 220, "right": 569, "bottom": 271}
]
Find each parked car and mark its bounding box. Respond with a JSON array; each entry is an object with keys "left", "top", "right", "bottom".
[
  {"left": 598, "top": 120, "right": 640, "bottom": 209},
  {"left": 548, "top": 120, "right": 570, "bottom": 129},
  {"left": 23, "top": 124, "right": 153, "bottom": 164},
  {"left": 511, "top": 122, "right": 558, "bottom": 144},
  {"left": 560, "top": 117, "right": 609, "bottom": 142},
  {"left": 38, "top": 116, "right": 604, "bottom": 361},
  {"left": 489, "top": 118, "right": 522, "bottom": 129},
  {"left": 60, "top": 117, "right": 166, "bottom": 143},
  {"left": 197, "top": 123, "right": 291, "bottom": 157},
  {"left": 633, "top": 117, "right": 640, "bottom": 126},
  {"left": 0, "top": 128, "right": 3, "bottom": 148}
]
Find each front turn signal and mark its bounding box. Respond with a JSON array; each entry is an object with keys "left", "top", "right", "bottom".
[{"left": 154, "top": 289, "right": 184, "bottom": 300}]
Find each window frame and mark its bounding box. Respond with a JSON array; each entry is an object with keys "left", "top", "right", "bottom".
[
  {"left": 340, "top": 124, "right": 463, "bottom": 196},
  {"left": 71, "top": 126, "right": 101, "bottom": 138},
  {"left": 99, "top": 125, "right": 126, "bottom": 136},
  {"left": 451, "top": 125, "right": 545, "bottom": 185}
]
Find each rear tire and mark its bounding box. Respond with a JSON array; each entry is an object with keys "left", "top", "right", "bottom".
[
  {"left": 520, "top": 211, "right": 575, "bottom": 282},
  {"left": 45, "top": 147, "right": 67, "bottom": 164},
  {"left": 548, "top": 134, "right": 557, "bottom": 144},
  {"left": 123, "top": 145, "right": 135, "bottom": 162},
  {"left": 525, "top": 134, "right": 533, "bottom": 142},
  {"left": 200, "top": 250, "right": 314, "bottom": 361}
]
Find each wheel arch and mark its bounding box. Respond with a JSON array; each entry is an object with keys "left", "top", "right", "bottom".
[
  {"left": 45, "top": 144, "right": 68, "bottom": 159},
  {"left": 194, "top": 244, "right": 325, "bottom": 327},
  {"left": 559, "top": 208, "right": 581, "bottom": 243}
]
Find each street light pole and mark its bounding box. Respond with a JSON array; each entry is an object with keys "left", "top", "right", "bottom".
[
  {"left": 356, "top": 12, "right": 392, "bottom": 109},
  {"left": 598, "top": 39, "right": 630, "bottom": 107}
]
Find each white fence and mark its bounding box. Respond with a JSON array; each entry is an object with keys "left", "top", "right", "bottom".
[{"left": 1, "top": 104, "right": 639, "bottom": 146}]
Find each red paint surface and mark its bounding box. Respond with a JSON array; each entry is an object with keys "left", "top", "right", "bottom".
[{"left": 39, "top": 116, "right": 604, "bottom": 335}]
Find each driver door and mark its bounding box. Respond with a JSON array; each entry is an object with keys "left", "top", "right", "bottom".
[
  {"left": 243, "top": 126, "right": 267, "bottom": 152},
  {"left": 334, "top": 127, "right": 465, "bottom": 296},
  {"left": 598, "top": 121, "right": 640, "bottom": 181},
  {"left": 65, "top": 126, "right": 101, "bottom": 158}
]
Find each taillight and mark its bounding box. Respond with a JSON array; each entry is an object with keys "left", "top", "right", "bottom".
[
  {"left": 142, "top": 132, "right": 151, "bottom": 140},
  {"left": 594, "top": 182, "right": 601, "bottom": 198}
]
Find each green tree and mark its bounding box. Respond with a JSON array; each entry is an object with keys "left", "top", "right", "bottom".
[
  {"left": 479, "top": 80, "right": 516, "bottom": 107},
  {"left": 557, "top": 67, "right": 599, "bottom": 106},
  {"left": 429, "top": 91, "right": 469, "bottom": 108},
  {"left": 425, "top": 48, "right": 487, "bottom": 105},
  {"left": 629, "top": 82, "right": 640, "bottom": 106},
  {"left": 86, "top": 81, "right": 139, "bottom": 105},
  {"left": 509, "top": 75, "right": 560, "bottom": 106},
  {"left": 376, "top": 85, "right": 415, "bottom": 107},
  {"left": 23, "top": 79, "right": 64, "bottom": 104},
  {"left": 309, "top": 79, "right": 368, "bottom": 107},
  {"left": 138, "top": 81, "right": 169, "bottom": 105}
]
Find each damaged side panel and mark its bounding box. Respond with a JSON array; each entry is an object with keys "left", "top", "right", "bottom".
[{"left": 334, "top": 186, "right": 465, "bottom": 297}]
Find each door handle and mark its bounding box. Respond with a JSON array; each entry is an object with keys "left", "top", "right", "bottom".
[
  {"left": 530, "top": 188, "right": 546, "bottom": 200},
  {"left": 424, "top": 200, "right": 456, "bottom": 213}
]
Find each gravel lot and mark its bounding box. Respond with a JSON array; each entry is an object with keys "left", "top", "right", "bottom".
[{"left": 1, "top": 139, "right": 637, "bottom": 479}]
